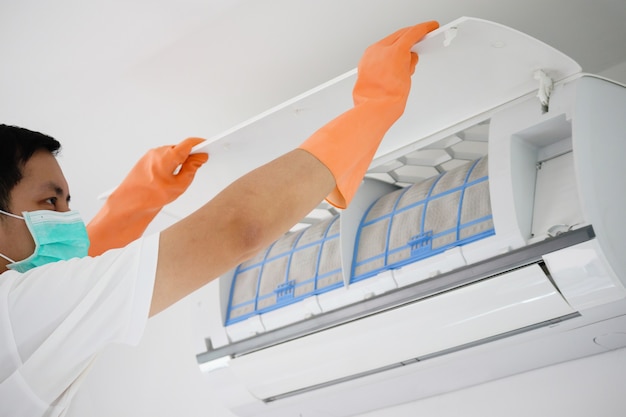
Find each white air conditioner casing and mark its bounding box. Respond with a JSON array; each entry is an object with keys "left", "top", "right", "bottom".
[{"left": 184, "top": 17, "right": 626, "bottom": 417}]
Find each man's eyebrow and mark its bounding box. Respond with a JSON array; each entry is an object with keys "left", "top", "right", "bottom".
[{"left": 42, "top": 182, "right": 71, "bottom": 202}]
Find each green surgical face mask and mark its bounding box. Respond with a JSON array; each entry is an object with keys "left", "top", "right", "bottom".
[{"left": 0, "top": 209, "right": 90, "bottom": 273}]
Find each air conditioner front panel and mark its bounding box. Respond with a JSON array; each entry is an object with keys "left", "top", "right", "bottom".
[
  {"left": 228, "top": 264, "right": 575, "bottom": 400},
  {"left": 156, "top": 17, "right": 581, "bottom": 220}
]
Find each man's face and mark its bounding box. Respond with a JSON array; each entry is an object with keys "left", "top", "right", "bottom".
[{"left": 0, "top": 150, "right": 71, "bottom": 272}]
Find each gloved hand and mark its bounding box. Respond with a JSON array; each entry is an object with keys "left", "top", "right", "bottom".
[
  {"left": 87, "top": 137, "right": 209, "bottom": 256},
  {"left": 299, "top": 21, "right": 439, "bottom": 208}
]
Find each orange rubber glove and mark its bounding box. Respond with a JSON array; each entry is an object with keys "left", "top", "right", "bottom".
[
  {"left": 299, "top": 21, "right": 439, "bottom": 209},
  {"left": 87, "top": 137, "right": 209, "bottom": 256}
]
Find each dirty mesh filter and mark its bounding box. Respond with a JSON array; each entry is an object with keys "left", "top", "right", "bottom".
[
  {"left": 227, "top": 157, "right": 493, "bottom": 325},
  {"left": 425, "top": 190, "right": 462, "bottom": 249},
  {"left": 396, "top": 176, "right": 438, "bottom": 209},
  {"left": 468, "top": 156, "right": 488, "bottom": 182},
  {"left": 289, "top": 216, "right": 341, "bottom": 294},
  {"left": 461, "top": 157, "right": 493, "bottom": 238},
  {"left": 354, "top": 216, "right": 390, "bottom": 276},
  {"left": 384, "top": 176, "right": 438, "bottom": 266},
  {"left": 352, "top": 157, "right": 493, "bottom": 283},
  {"left": 314, "top": 217, "right": 343, "bottom": 290},
  {"left": 363, "top": 190, "right": 401, "bottom": 222},
  {"left": 355, "top": 191, "right": 400, "bottom": 276},
  {"left": 226, "top": 215, "right": 341, "bottom": 325},
  {"left": 460, "top": 181, "right": 494, "bottom": 239},
  {"left": 288, "top": 242, "right": 320, "bottom": 296},
  {"left": 228, "top": 251, "right": 266, "bottom": 321},
  {"left": 385, "top": 206, "right": 423, "bottom": 265},
  {"left": 431, "top": 158, "right": 473, "bottom": 195},
  {"left": 256, "top": 232, "right": 301, "bottom": 310}
]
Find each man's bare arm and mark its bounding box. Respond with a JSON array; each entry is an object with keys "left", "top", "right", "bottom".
[{"left": 151, "top": 150, "right": 333, "bottom": 316}]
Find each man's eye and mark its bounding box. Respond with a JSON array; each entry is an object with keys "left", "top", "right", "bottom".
[{"left": 45, "top": 197, "right": 58, "bottom": 206}]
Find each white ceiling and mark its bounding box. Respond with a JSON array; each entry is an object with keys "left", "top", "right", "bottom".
[{"left": 2, "top": 1, "right": 626, "bottom": 416}]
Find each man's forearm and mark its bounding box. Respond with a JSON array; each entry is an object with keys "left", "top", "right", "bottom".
[{"left": 150, "top": 149, "right": 334, "bottom": 316}]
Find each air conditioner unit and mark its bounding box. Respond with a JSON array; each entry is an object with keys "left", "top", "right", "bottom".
[{"left": 184, "top": 17, "right": 626, "bottom": 417}]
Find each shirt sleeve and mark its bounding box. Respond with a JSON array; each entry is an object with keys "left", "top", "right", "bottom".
[{"left": 1, "top": 232, "right": 160, "bottom": 407}]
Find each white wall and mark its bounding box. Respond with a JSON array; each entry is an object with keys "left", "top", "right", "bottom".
[
  {"left": 67, "top": 288, "right": 230, "bottom": 416},
  {"left": 600, "top": 60, "right": 626, "bottom": 85}
]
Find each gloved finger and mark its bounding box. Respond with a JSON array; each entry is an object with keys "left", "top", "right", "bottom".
[
  {"left": 396, "top": 21, "right": 439, "bottom": 51},
  {"left": 176, "top": 137, "right": 206, "bottom": 152},
  {"left": 409, "top": 52, "right": 419, "bottom": 74},
  {"left": 175, "top": 153, "right": 209, "bottom": 180},
  {"left": 168, "top": 137, "right": 207, "bottom": 165},
  {"left": 374, "top": 26, "right": 412, "bottom": 47}
]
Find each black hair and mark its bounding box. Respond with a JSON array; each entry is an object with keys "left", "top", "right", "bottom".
[{"left": 0, "top": 124, "right": 61, "bottom": 211}]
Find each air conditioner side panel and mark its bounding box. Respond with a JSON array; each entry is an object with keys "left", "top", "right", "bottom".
[{"left": 573, "top": 76, "right": 626, "bottom": 288}]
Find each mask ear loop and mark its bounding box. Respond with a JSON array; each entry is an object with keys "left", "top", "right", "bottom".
[
  {"left": 0, "top": 252, "right": 16, "bottom": 264},
  {"left": 0, "top": 209, "right": 24, "bottom": 264},
  {"left": 0, "top": 209, "right": 24, "bottom": 220}
]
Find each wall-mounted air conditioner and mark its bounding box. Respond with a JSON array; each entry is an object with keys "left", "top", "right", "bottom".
[{"left": 182, "top": 17, "right": 626, "bottom": 417}]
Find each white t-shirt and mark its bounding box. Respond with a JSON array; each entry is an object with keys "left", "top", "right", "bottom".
[{"left": 0, "top": 233, "right": 159, "bottom": 417}]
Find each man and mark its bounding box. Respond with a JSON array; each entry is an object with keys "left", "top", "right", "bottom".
[{"left": 0, "top": 21, "right": 439, "bottom": 416}]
